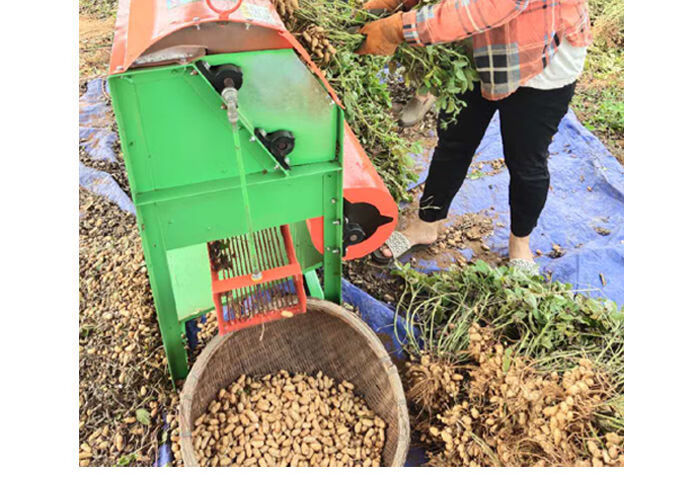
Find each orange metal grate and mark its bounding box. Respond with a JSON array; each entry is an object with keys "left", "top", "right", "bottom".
[{"left": 207, "top": 225, "right": 306, "bottom": 335}]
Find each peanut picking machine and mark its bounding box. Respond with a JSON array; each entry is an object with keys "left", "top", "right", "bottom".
[{"left": 108, "top": 0, "right": 398, "bottom": 380}]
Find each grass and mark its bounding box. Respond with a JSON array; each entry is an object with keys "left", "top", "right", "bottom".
[{"left": 571, "top": 0, "right": 624, "bottom": 162}]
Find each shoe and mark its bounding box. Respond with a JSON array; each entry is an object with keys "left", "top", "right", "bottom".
[{"left": 398, "top": 93, "right": 436, "bottom": 127}]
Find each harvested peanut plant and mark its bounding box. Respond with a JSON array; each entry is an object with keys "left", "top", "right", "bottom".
[
  {"left": 272, "top": 0, "right": 478, "bottom": 200},
  {"left": 393, "top": 261, "right": 624, "bottom": 466}
]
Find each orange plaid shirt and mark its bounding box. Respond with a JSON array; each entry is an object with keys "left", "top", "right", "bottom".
[{"left": 402, "top": 0, "right": 592, "bottom": 100}]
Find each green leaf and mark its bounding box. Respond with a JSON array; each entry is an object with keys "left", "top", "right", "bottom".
[
  {"left": 136, "top": 408, "right": 151, "bottom": 426},
  {"left": 116, "top": 454, "right": 137, "bottom": 467},
  {"left": 502, "top": 347, "right": 513, "bottom": 374},
  {"left": 524, "top": 294, "right": 538, "bottom": 310}
]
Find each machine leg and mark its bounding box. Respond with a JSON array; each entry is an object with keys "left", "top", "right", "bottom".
[
  {"left": 138, "top": 207, "right": 189, "bottom": 382},
  {"left": 322, "top": 172, "right": 343, "bottom": 303},
  {"left": 304, "top": 270, "right": 324, "bottom": 300}
]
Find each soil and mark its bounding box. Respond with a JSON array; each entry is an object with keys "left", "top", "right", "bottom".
[
  {"left": 401, "top": 186, "right": 504, "bottom": 267},
  {"left": 345, "top": 259, "right": 404, "bottom": 306},
  {"left": 79, "top": 144, "right": 131, "bottom": 198},
  {"left": 79, "top": 15, "right": 115, "bottom": 89}
]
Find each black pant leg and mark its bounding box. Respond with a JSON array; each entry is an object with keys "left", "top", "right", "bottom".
[
  {"left": 419, "top": 83, "right": 497, "bottom": 222},
  {"left": 498, "top": 82, "right": 576, "bottom": 237}
]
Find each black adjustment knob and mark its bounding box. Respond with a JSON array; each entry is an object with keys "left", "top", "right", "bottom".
[{"left": 212, "top": 64, "right": 243, "bottom": 92}]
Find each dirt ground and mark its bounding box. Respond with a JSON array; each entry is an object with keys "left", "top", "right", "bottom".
[{"left": 79, "top": 15, "right": 114, "bottom": 90}]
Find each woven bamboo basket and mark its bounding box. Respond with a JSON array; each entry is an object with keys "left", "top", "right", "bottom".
[{"left": 179, "top": 298, "right": 410, "bottom": 467}]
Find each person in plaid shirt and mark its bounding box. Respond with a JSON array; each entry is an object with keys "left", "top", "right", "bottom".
[{"left": 358, "top": 0, "right": 592, "bottom": 273}]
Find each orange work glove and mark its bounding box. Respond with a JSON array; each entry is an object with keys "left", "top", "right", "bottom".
[
  {"left": 362, "top": 0, "right": 400, "bottom": 10},
  {"left": 355, "top": 13, "right": 405, "bottom": 56},
  {"left": 362, "top": 0, "right": 418, "bottom": 11}
]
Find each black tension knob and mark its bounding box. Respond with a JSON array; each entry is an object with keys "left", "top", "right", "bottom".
[
  {"left": 212, "top": 65, "right": 243, "bottom": 92},
  {"left": 254, "top": 129, "right": 296, "bottom": 170},
  {"left": 196, "top": 61, "right": 244, "bottom": 93}
]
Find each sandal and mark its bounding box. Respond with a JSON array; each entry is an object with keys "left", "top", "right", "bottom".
[
  {"left": 509, "top": 258, "right": 540, "bottom": 276},
  {"left": 371, "top": 231, "right": 428, "bottom": 265}
]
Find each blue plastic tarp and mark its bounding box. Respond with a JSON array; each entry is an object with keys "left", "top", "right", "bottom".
[
  {"left": 406, "top": 110, "right": 624, "bottom": 306},
  {"left": 79, "top": 77, "right": 623, "bottom": 467},
  {"left": 79, "top": 79, "right": 118, "bottom": 163},
  {"left": 79, "top": 79, "right": 136, "bottom": 215}
]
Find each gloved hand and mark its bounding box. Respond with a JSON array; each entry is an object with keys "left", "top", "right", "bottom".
[
  {"left": 362, "top": 0, "right": 418, "bottom": 11},
  {"left": 362, "top": 0, "right": 400, "bottom": 10},
  {"left": 355, "top": 13, "right": 404, "bottom": 56}
]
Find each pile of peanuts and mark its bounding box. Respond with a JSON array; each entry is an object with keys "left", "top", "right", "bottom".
[
  {"left": 188, "top": 371, "right": 386, "bottom": 467},
  {"left": 300, "top": 26, "right": 337, "bottom": 66},
  {"left": 271, "top": 0, "right": 299, "bottom": 22},
  {"left": 414, "top": 324, "right": 624, "bottom": 467}
]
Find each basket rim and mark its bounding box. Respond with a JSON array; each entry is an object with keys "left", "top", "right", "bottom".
[{"left": 179, "top": 298, "right": 410, "bottom": 467}]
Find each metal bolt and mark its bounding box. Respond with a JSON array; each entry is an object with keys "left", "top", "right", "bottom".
[
  {"left": 284, "top": 157, "right": 291, "bottom": 165},
  {"left": 190, "top": 69, "right": 198, "bottom": 76},
  {"left": 332, "top": 220, "right": 341, "bottom": 225},
  {"left": 331, "top": 198, "right": 337, "bottom": 204},
  {"left": 331, "top": 248, "right": 340, "bottom": 254},
  {"left": 245, "top": 23, "right": 251, "bottom": 30},
  {"left": 249, "top": 136, "right": 256, "bottom": 142}
]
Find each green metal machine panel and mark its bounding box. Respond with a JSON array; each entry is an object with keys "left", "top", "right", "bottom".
[
  {"left": 138, "top": 163, "right": 339, "bottom": 250},
  {"left": 216, "top": 50, "right": 339, "bottom": 167},
  {"left": 290, "top": 220, "right": 324, "bottom": 271},
  {"left": 167, "top": 244, "right": 213, "bottom": 321},
  {"left": 108, "top": 49, "right": 345, "bottom": 381},
  {"left": 109, "top": 50, "right": 339, "bottom": 195}
]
